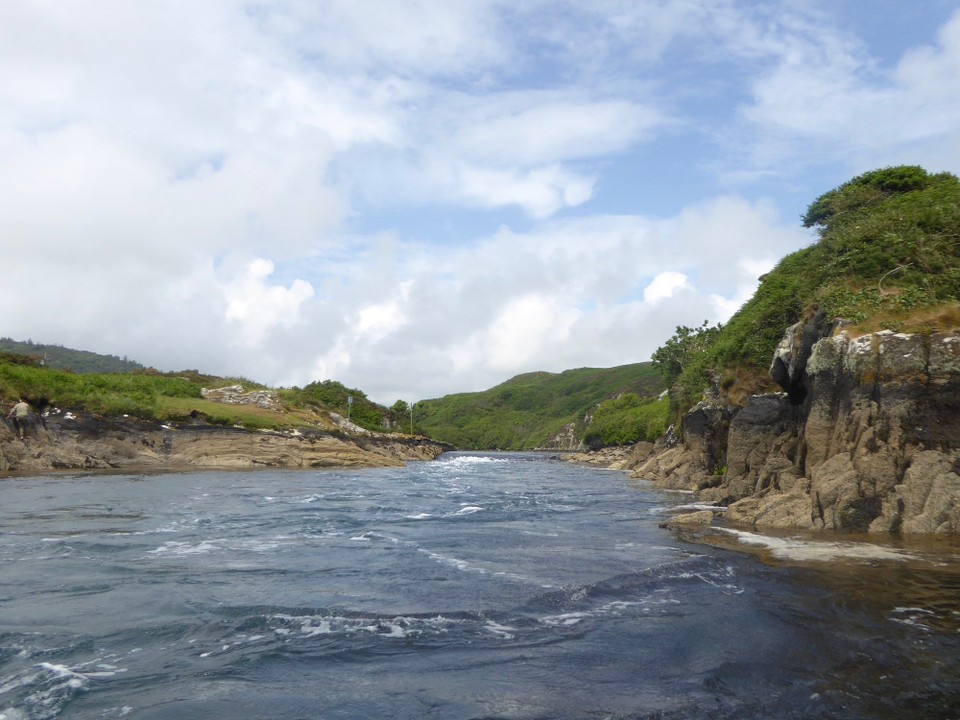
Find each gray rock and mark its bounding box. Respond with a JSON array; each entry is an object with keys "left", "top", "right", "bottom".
[{"left": 649, "top": 326, "right": 960, "bottom": 535}]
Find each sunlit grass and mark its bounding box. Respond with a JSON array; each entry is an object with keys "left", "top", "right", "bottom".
[
  {"left": 843, "top": 301, "right": 960, "bottom": 336},
  {"left": 156, "top": 397, "right": 339, "bottom": 431}
]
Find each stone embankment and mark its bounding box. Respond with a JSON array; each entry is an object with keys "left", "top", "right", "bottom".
[
  {"left": 607, "top": 321, "right": 959, "bottom": 535},
  {"left": 0, "top": 411, "right": 449, "bottom": 473}
]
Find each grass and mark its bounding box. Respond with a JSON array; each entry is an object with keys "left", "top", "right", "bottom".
[{"left": 0, "top": 361, "right": 394, "bottom": 435}]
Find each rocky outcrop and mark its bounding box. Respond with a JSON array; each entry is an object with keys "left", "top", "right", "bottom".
[
  {"left": 635, "top": 403, "right": 732, "bottom": 491},
  {"left": 0, "top": 411, "right": 449, "bottom": 474},
  {"left": 564, "top": 441, "right": 655, "bottom": 469},
  {"left": 200, "top": 385, "right": 281, "bottom": 410},
  {"left": 541, "top": 420, "right": 586, "bottom": 451},
  {"left": 634, "top": 324, "right": 960, "bottom": 534}
]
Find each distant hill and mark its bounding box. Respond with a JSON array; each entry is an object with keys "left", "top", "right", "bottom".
[
  {"left": 0, "top": 338, "right": 144, "bottom": 374},
  {"left": 415, "top": 363, "right": 665, "bottom": 450}
]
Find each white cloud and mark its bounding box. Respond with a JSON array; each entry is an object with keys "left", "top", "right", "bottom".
[
  {"left": 223, "top": 259, "right": 315, "bottom": 346},
  {"left": 457, "top": 164, "right": 596, "bottom": 218},
  {"left": 287, "top": 195, "right": 808, "bottom": 401},
  {"left": 256, "top": 0, "right": 507, "bottom": 77},
  {"left": 0, "top": 1, "right": 956, "bottom": 407},
  {"left": 740, "top": 7, "right": 960, "bottom": 171},
  {"left": 485, "top": 294, "right": 580, "bottom": 371},
  {"left": 356, "top": 301, "right": 407, "bottom": 342},
  {"left": 451, "top": 98, "right": 663, "bottom": 166},
  {"left": 643, "top": 272, "right": 691, "bottom": 304}
]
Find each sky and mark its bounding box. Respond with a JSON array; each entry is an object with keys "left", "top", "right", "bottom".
[{"left": 2, "top": 1, "right": 959, "bottom": 405}]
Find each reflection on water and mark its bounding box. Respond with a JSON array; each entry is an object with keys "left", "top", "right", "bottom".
[
  {"left": 702, "top": 525, "right": 960, "bottom": 630},
  {"left": 688, "top": 522, "right": 960, "bottom": 718}
]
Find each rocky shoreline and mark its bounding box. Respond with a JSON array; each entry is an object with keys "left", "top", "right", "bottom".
[
  {"left": 0, "top": 410, "right": 450, "bottom": 474},
  {"left": 578, "top": 323, "right": 960, "bottom": 535}
]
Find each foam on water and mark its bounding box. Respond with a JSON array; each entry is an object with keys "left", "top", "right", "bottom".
[
  {"left": 538, "top": 596, "right": 682, "bottom": 627},
  {"left": 267, "top": 612, "right": 461, "bottom": 641},
  {"left": 451, "top": 506, "right": 483, "bottom": 516},
  {"left": 416, "top": 547, "right": 476, "bottom": 573},
  {"left": 716, "top": 528, "right": 919, "bottom": 562},
  {"left": 889, "top": 607, "right": 936, "bottom": 631},
  {"left": 439, "top": 455, "right": 510, "bottom": 466},
  {"left": 147, "top": 537, "right": 290, "bottom": 556},
  {"left": 0, "top": 655, "right": 128, "bottom": 720}
]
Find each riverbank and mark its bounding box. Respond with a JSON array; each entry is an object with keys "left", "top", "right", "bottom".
[
  {"left": 571, "top": 327, "right": 960, "bottom": 537},
  {"left": 0, "top": 408, "right": 449, "bottom": 473}
]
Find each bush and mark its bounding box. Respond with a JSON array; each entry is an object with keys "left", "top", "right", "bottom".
[
  {"left": 583, "top": 396, "right": 670, "bottom": 449},
  {"left": 654, "top": 166, "right": 960, "bottom": 415}
]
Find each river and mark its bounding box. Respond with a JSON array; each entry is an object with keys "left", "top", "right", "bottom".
[{"left": 1, "top": 453, "right": 958, "bottom": 719}]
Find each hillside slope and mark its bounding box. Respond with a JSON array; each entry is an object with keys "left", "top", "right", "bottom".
[
  {"left": 0, "top": 358, "right": 448, "bottom": 473},
  {"left": 635, "top": 166, "right": 960, "bottom": 535},
  {"left": 0, "top": 338, "right": 144, "bottom": 374},
  {"left": 415, "top": 363, "right": 663, "bottom": 450},
  {"left": 658, "top": 165, "right": 960, "bottom": 411}
]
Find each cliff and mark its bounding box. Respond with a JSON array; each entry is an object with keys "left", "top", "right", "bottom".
[
  {"left": 0, "top": 410, "right": 449, "bottom": 474},
  {"left": 635, "top": 322, "right": 960, "bottom": 534}
]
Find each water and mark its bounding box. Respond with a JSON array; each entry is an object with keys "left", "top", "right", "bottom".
[{"left": 1, "top": 452, "right": 958, "bottom": 719}]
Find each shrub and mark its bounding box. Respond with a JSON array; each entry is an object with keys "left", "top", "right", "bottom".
[
  {"left": 583, "top": 396, "right": 671, "bottom": 449},
  {"left": 653, "top": 166, "right": 960, "bottom": 416}
]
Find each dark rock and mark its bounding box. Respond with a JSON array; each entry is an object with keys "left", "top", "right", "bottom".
[{"left": 637, "top": 329, "right": 960, "bottom": 534}]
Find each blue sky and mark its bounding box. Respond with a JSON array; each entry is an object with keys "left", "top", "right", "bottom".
[{"left": 2, "top": 1, "right": 959, "bottom": 404}]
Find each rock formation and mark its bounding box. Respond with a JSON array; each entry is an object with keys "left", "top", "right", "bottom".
[
  {"left": 200, "top": 384, "right": 281, "bottom": 409},
  {"left": 635, "top": 322, "right": 960, "bottom": 534},
  {"left": 0, "top": 411, "right": 449, "bottom": 474}
]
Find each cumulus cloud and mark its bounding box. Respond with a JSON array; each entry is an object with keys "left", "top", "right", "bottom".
[
  {"left": 0, "top": 1, "right": 956, "bottom": 406},
  {"left": 223, "top": 259, "right": 315, "bottom": 346},
  {"left": 644, "top": 272, "right": 692, "bottom": 304},
  {"left": 293, "top": 196, "right": 808, "bottom": 402},
  {"left": 739, "top": 7, "right": 960, "bottom": 172}
]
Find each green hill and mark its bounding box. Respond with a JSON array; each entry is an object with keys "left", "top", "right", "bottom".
[
  {"left": 414, "top": 363, "right": 665, "bottom": 450},
  {"left": 0, "top": 338, "right": 144, "bottom": 374},
  {"left": 654, "top": 165, "right": 960, "bottom": 412}
]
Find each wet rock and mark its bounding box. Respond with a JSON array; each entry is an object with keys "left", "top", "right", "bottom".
[{"left": 664, "top": 510, "right": 715, "bottom": 528}]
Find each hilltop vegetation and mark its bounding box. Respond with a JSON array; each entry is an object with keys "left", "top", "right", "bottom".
[
  {"left": 0, "top": 338, "right": 144, "bottom": 374},
  {"left": 654, "top": 165, "right": 960, "bottom": 413},
  {"left": 415, "top": 364, "right": 664, "bottom": 450}
]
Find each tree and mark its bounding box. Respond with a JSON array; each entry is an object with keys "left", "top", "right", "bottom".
[
  {"left": 650, "top": 321, "right": 722, "bottom": 386},
  {"left": 390, "top": 399, "right": 409, "bottom": 415}
]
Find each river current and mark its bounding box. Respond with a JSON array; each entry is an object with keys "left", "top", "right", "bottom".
[{"left": 1, "top": 453, "right": 958, "bottom": 719}]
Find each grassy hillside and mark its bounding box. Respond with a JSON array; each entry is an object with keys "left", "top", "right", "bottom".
[
  {"left": 0, "top": 357, "right": 407, "bottom": 434},
  {"left": 415, "top": 363, "right": 664, "bottom": 450},
  {"left": 0, "top": 338, "right": 144, "bottom": 374},
  {"left": 655, "top": 165, "right": 960, "bottom": 412}
]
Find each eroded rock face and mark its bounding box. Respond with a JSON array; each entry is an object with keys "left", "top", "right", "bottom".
[
  {"left": 0, "top": 412, "right": 448, "bottom": 474},
  {"left": 200, "top": 385, "right": 280, "bottom": 410},
  {"left": 636, "top": 402, "right": 731, "bottom": 491},
  {"left": 636, "top": 327, "right": 960, "bottom": 534},
  {"left": 542, "top": 421, "right": 585, "bottom": 451}
]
